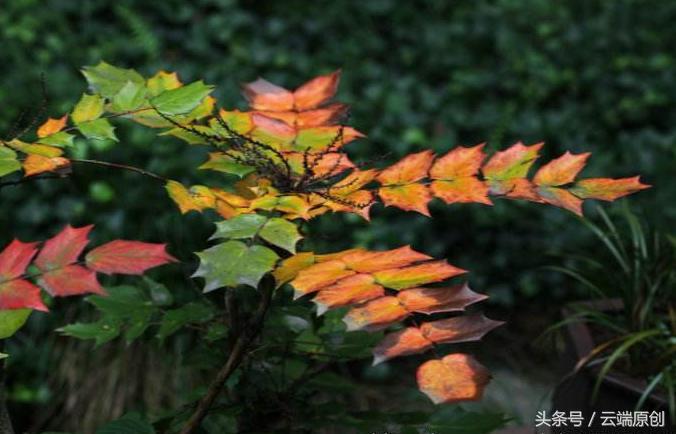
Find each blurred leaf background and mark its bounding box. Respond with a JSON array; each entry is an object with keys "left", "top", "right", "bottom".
[{"left": 0, "top": 0, "right": 673, "bottom": 431}]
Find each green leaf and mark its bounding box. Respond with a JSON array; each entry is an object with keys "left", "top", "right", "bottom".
[
  {"left": 143, "top": 277, "right": 173, "bottom": 306},
  {"left": 77, "top": 118, "right": 118, "bottom": 142},
  {"left": 0, "top": 353, "right": 7, "bottom": 360},
  {"left": 199, "top": 153, "right": 255, "bottom": 177},
  {"left": 211, "top": 215, "right": 302, "bottom": 253},
  {"left": 95, "top": 412, "right": 155, "bottom": 434},
  {"left": 212, "top": 214, "right": 268, "bottom": 240},
  {"left": 0, "top": 309, "right": 31, "bottom": 339},
  {"left": 193, "top": 240, "right": 278, "bottom": 291},
  {"left": 259, "top": 218, "right": 302, "bottom": 253},
  {"left": 37, "top": 132, "right": 75, "bottom": 148},
  {"left": 204, "top": 323, "right": 229, "bottom": 341},
  {"left": 82, "top": 62, "right": 145, "bottom": 99},
  {"left": 150, "top": 81, "right": 214, "bottom": 115},
  {"left": 0, "top": 146, "right": 21, "bottom": 177},
  {"left": 157, "top": 302, "right": 216, "bottom": 340},
  {"left": 57, "top": 317, "right": 122, "bottom": 347},
  {"left": 112, "top": 81, "right": 147, "bottom": 112},
  {"left": 86, "top": 286, "right": 156, "bottom": 343},
  {"left": 72, "top": 94, "right": 105, "bottom": 124}
]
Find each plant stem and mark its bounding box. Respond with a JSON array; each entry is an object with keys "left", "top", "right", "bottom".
[
  {"left": 178, "top": 279, "right": 274, "bottom": 434},
  {"left": 0, "top": 342, "right": 14, "bottom": 434},
  {"left": 70, "top": 159, "right": 168, "bottom": 182}
]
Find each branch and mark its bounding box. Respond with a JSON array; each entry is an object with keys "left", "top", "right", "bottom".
[
  {"left": 178, "top": 278, "right": 275, "bottom": 434},
  {"left": 70, "top": 159, "right": 167, "bottom": 182}
]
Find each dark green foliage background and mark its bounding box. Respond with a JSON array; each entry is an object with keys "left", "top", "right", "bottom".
[{"left": 0, "top": 0, "right": 673, "bottom": 430}]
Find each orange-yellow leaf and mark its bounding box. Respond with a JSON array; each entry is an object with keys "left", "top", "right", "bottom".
[
  {"left": 482, "top": 142, "right": 543, "bottom": 180},
  {"left": 373, "top": 260, "right": 466, "bottom": 290},
  {"left": 537, "top": 187, "right": 584, "bottom": 215},
  {"left": 273, "top": 252, "right": 317, "bottom": 287},
  {"left": 417, "top": 354, "right": 491, "bottom": 404},
  {"left": 570, "top": 177, "right": 650, "bottom": 201},
  {"left": 332, "top": 169, "right": 379, "bottom": 193},
  {"left": 23, "top": 155, "right": 70, "bottom": 177},
  {"left": 297, "top": 103, "right": 348, "bottom": 127},
  {"left": 430, "top": 178, "right": 491, "bottom": 205},
  {"left": 293, "top": 70, "right": 341, "bottom": 110},
  {"left": 313, "top": 274, "right": 384, "bottom": 314},
  {"left": 377, "top": 150, "right": 435, "bottom": 185},
  {"left": 343, "top": 296, "right": 409, "bottom": 331},
  {"left": 378, "top": 184, "right": 433, "bottom": 216},
  {"left": 37, "top": 115, "right": 68, "bottom": 138},
  {"left": 397, "top": 283, "right": 488, "bottom": 314},
  {"left": 533, "top": 152, "right": 590, "bottom": 186},
  {"left": 291, "top": 260, "right": 355, "bottom": 298},
  {"left": 430, "top": 144, "right": 486, "bottom": 179},
  {"left": 487, "top": 178, "right": 540, "bottom": 202},
  {"left": 165, "top": 181, "right": 203, "bottom": 214}
]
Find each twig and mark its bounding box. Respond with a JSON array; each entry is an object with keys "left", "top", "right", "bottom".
[{"left": 70, "top": 159, "right": 167, "bottom": 182}]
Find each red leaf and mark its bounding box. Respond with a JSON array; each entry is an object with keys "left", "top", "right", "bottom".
[
  {"left": 85, "top": 240, "right": 177, "bottom": 275},
  {"left": 419, "top": 314, "right": 504, "bottom": 345},
  {"left": 34, "top": 225, "right": 93, "bottom": 271},
  {"left": 0, "top": 240, "right": 39, "bottom": 281},
  {"left": 293, "top": 70, "right": 341, "bottom": 110},
  {"left": 339, "top": 246, "right": 431, "bottom": 273},
  {"left": 39, "top": 265, "right": 105, "bottom": 297},
  {"left": 417, "top": 354, "right": 491, "bottom": 404},
  {"left": 0, "top": 279, "right": 47, "bottom": 311}
]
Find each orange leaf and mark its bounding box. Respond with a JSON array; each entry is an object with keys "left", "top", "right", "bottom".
[
  {"left": 340, "top": 246, "right": 431, "bottom": 273},
  {"left": 430, "top": 178, "right": 491, "bottom": 205},
  {"left": 293, "top": 70, "right": 341, "bottom": 110},
  {"left": 378, "top": 184, "right": 433, "bottom": 216},
  {"left": 291, "top": 260, "right": 355, "bottom": 298},
  {"left": 313, "top": 274, "right": 384, "bottom": 314},
  {"left": 487, "top": 178, "right": 540, "bottom": 202},
  {"left": 419, "top": 314, "right": 504, "bottom": 345},
  {"left": 242, "top": 78, "right": 294, "bottom": 111},
  {"left": 533, "top": 151, "right": 590, "bottom": 186},
  {"left": 297, "top": 103, "right": 349, "bottom": 127},
  {"left": 332, "top": 169, "right": 379, "bottom": 193},
  {"left": 23, "top": 155, "right": 70, "bottom": 177},
  {"left": 37, "top": 115, "right": 68, "bottom": 138},
  {"left": 373, "top": 260, "right": 466, "bottom": 290},
  {"left": 430, "top": 144, "right": 486, "bottom": 179},
  {"left": 482, "top": 142, "right": 543, "bottom": 180},
  {"left": 377, "top": 150, "right": 435, "bottom": 185},
  {"left": 570, "top": 177, "right": 650, "bottom": 201},
  {"left": 416, "top": 354, "right": 491, "bottom": 404},
  {"left": 397, "top": 283, "right": 488, "bottom": 314},
  {"left": 343, "top": 296, "right": 408, "bottom": 331},
  {"left": 372, "top": 327, "right": 431, "bottom": 365}
]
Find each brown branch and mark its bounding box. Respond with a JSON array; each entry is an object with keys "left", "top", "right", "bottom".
[
  {"left": 70, "top": 159, "right": 168, "bottom": 182},
  {"left": 178, "top": 278, "right": 275, "bottom": 434}
]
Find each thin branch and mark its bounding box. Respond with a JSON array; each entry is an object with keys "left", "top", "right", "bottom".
[{"left": 70, "top": 159, "right": 167, "bottom": 182}]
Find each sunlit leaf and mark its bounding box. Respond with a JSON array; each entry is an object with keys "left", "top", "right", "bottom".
[{"left": 417, "top": 354, "right": 491, "bottom": 404}]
